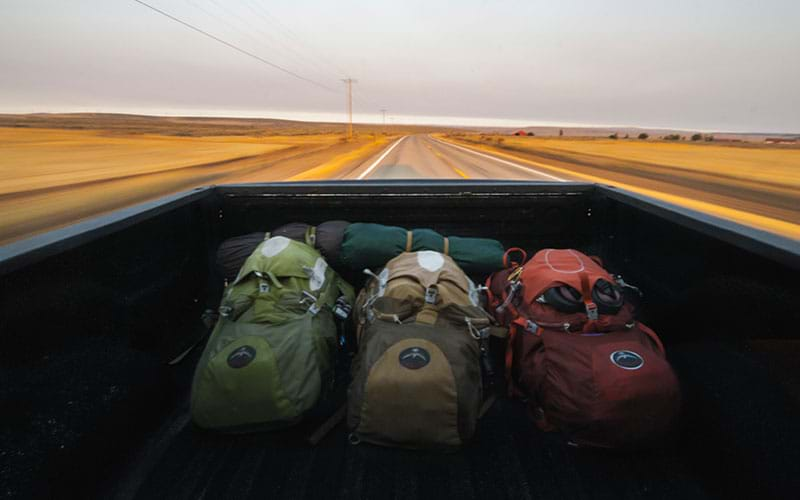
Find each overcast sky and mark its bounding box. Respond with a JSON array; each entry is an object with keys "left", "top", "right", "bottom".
[{"left": 1, "top": 0, "right": 798, "bottom": 132}]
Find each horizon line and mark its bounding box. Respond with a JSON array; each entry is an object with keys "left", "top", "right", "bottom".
[{"left": 1, "top": 106, "right": 797, "bottom": 136}]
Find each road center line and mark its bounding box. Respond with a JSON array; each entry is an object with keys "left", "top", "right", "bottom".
[
  {"left": 356, "top": 136, "right": 407, "bottom": 180},
  {"left": 428, "top": 140, "right": 470, "bottom": 178},
  {"left": 431, "top": 136, "right": 566, "bottom": 182}
]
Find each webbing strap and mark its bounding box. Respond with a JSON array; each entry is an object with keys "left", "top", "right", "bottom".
[
  {"left": 443, "top": 237, "right": 449, "bottom": 256},
  {"left": 405, "top": 230, "right": 413, "bottom": 252},
  {"left": 415, "top": 304, "right": 438, "bottom": 325},
  {"left": 504, "top": 323, "right": 527, "bottom": 398},
  {"left": 478, "top": 394, "right": 497, "bottom": 419},
  {"left": 307, "top": 404, "right": 346, "bottom": 446},
  {"left": 304, "top": 226, "right": 317, "bottom": 247},
  {"left": 579, "top": 271, "right": 598, "bottom": 330}
]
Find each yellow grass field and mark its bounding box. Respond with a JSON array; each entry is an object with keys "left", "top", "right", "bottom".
[
  {"left": 0, "top": 128, "right": 340, "bottom": 195},
  {"left": 493, "top": 136, "right": 800, "bottom": 189},
  {"left": 442, "top": 134, "right": 800, "bottom": 239},
  {"left": 0, "top": 124, "right": 392, "bottom": 243}
]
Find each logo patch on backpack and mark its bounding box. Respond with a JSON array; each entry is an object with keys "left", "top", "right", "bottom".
[
  {"left": 610, "top": 350, "right": 644, "bottom": 370},
  {"left": 399, "top": 347, "right": 430, "bottom": 369},
  {"left": 227, "top": 345, "right": 256, "bottom": 368}
]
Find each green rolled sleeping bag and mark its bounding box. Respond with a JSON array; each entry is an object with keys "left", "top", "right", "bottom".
[{"left": 340, "top": 223, "right": 504, "bottom": 275}]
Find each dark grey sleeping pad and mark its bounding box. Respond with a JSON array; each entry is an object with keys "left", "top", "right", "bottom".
[{"left": 215, "top": 221, "right": 350, "bottom": 282}]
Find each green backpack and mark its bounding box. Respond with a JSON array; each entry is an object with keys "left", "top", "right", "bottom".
[{"left": 192, "top": 235, "right": 354, "bottom": 431}]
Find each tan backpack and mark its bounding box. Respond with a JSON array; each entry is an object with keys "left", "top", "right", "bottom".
[{"left": 347, "top": 251, "right": 495, "bottom": 450}]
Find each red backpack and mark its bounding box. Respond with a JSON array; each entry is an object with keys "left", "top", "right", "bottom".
[{"left": 486, "top": 248, "right": 681, "bottom": 448}]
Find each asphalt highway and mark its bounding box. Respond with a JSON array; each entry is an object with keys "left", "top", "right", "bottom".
[{"left": 340, "top": 134, "right": 569, "bottom": 181}]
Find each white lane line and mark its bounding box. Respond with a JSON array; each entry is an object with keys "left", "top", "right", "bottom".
[
  {"left": 356, "top": 136, "right": 408, "bottom": 180},
  {"left": 431, "top": 136, "right": 566, "bottom": 181}
]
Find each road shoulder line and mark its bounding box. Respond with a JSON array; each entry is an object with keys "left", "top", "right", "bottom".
[
  {"left": 356, "top": 136, "right": 407, "bottom": 180},
  {"left": 431, "top": 136, "right": 566, "bottom": 181}
]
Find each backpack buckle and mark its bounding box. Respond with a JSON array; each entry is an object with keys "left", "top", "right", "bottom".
[
  {"left": 300, "top": 291, "right": 321, "bottom": 315},
  {"left": 424, "top": 286, "right": 438, "bottom": 304},
  {"left": 525, "top": 320, "right": 539, "bottom": 335},
  {"left": 585, "top": 302, "right": 599, "bottom": 321},
  {"left": 333, "top": 296, "right": 352, "bottom": 320}
]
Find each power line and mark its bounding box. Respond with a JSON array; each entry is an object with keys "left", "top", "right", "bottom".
[
  {"left": 238, "top": 0, "right": 346, "bottom": 80},
  {"left": 132, "top": 0, "right": 337, "bottom": 93},
  {"left": 246, "top": 0, "right": 349, "bottom": 78},
  {"left": 201, "top": 0, "right": 338, "bottom": 83}
]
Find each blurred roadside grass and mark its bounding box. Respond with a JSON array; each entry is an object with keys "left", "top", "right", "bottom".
[{"left": 454, "top": 134, "right": 800, "bottom": 189}]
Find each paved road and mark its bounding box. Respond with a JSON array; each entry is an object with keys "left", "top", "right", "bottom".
[{"left": 341, "top": 134, "right": 569, "bottom": 181}]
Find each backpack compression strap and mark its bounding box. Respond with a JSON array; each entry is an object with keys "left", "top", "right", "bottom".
[
  {"left": 304, "top": 225, "right": 317, "bottom": 247},
  {"left": 579, "top": 271, "right": 599, "bottom": 332},
  {"left": 403, "top": 231, "right": 450, "bottom": 255},
  {"left": 492, "top": 266, "right": 527, "bottom": 398}
]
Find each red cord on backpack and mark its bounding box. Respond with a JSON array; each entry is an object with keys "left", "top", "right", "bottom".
[{"left": 503, "top": 248, "right": 527, "bottom": 269}]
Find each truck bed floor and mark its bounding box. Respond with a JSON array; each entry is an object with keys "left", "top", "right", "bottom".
[{"left": 116, "top": 396, "right": 708, "bottom": 500}]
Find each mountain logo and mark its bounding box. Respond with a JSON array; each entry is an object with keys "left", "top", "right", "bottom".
[
  {"left": 227, "top": 345, "right": 256, "bottom": 368},
  {"left": 610, "top": 350, "right": 644, "bottom": 370},
  {"left": 399, "top": 346, "right": 431, "bottom": 369}
]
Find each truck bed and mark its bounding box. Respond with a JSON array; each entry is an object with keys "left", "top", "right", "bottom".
[
  {"left": 1, "top": 181, "right": 798, "bottom": 499},
  {"left": 102, "top": 337, "right": 800, "bottom": 500},
  {"left": 119, "top": 394, "right": 704, "bottom": 500}
]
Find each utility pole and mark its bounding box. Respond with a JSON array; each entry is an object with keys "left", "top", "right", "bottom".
[
  {"left": 380, "top": 108, "right": 387, "bottom": 126},
  {"left": 342, "top": 78, "right": 357, "bottom": 140}
]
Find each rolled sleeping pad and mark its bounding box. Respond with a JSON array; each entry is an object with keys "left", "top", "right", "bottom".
[
  {"left": 216, "top": 232, "right": 266, "bottom": 282},
  {"left": 215, "top": 221, "right": 350, "bottom": 281},
  {"left": 273, "top": 220, "right": 349, "bottom": 267},
  {"left": 340, "top": 223, "right": 505, "bottom": 275}
]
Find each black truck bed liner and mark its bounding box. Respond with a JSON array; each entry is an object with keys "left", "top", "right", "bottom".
[
  {"left": 1, "top": 181, "right": 799, "bottom": 499},
  {"left": 109, "top": 339, "right": 800, "bottom": 500},
  {"left": 121, "top": 397, "right": 705, "bottom": 500}
]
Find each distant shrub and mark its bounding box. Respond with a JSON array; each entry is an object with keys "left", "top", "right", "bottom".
[
  {"left": 559, "top": 129, "right": 564, "bottom": 136},
  {"left": 496, "top": 137, "right": 505, "bottom": 144},
  {"left": 609, "top": 133, "right": 618, "bottom": 139},
  {"left": 691, "top": 133, "right": 703, "bottom": 141},
  {"left": 624, "top": 134, "right": 629, "bottom": 139},
  {"left": 705, "top": 135, "right": 714, "bottom": 142},
  {"left": 638, "top": 133, "right": 649, "bottom": 140},
  {"left": 665, "top": 134, "right": 681, "bottom": 141}
]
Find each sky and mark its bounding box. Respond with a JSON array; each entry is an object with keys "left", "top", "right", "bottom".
[{"left": 1, "top": 0, "right": 798, "bottom": 133}]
